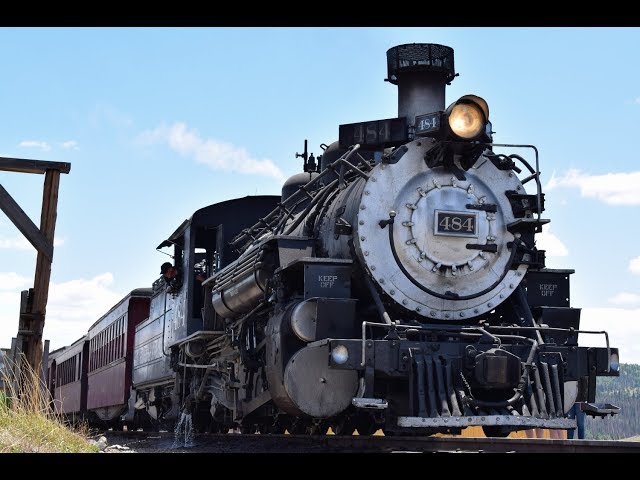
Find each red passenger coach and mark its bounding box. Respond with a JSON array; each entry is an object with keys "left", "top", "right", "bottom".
[
  {"left": 86, "top": 288, "right": 151, "bottom": 427},
  {"left": 46, "top": 346, "right": 67, "bottom": 407},
  {"left": 53, "top": 335, "right": 88, "bottom": 420}
]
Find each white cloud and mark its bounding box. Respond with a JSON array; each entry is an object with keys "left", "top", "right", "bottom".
[
  {"left": 0, "top": 272, "right": 123, "bottom": 351},
  {"left": 635, "top": 97, "right": 640, "bottom": 105},
  {"left": 608, "top": 292, "right": 640, "bottom": 306},
  {"left": 60, "top": 140, "right": 79, "bottom": 150},
  {"left": 546, "top": 169, "right": 640, "bottom": 205},
  {"left": 629, "top": 256, "right": 640, "bottom": 275},
  {"left": 579, "top": 307, "right": 640, "bottom": 365},
  {"left": 45, "top": 273, "right": 125, "bottom": 349},
  {"left": 18, "top": 140, "right": 51, "bottom": 152},
  {"left": 536, "top": 227, "right": 569, "bottom": 257},
  {"left": 0, "top": 235, "right": 65, "bottom": 250},
  {"left": 0, "top": 236, "right": 31, "bottom": 250},
  {"left": 138, "top": 122, "right": 285, "bottom": 181},
  {"left": 0, "top": 272, "right": 30, "bottom": 290}
]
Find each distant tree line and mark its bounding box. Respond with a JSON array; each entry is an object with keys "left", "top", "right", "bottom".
[{"left": 583, "top": 363, "right": 640, "bottom": 440}]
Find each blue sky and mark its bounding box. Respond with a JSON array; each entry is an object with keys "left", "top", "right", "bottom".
[{"left": 1, "top": 27, "right": 639, "bottom": 362}]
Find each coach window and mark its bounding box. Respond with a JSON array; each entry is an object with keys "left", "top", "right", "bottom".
[{"left": 110, "top": 322, "right": 115, "bottom": 363}]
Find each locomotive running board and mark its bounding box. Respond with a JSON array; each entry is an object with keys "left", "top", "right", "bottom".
[{"left": 398, "top": 415, "right": 575, "bottom": 429}]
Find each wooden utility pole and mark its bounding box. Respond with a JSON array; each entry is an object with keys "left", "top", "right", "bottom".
[{"left": 0, "top": 157, "right": 70, "bottom": 375}]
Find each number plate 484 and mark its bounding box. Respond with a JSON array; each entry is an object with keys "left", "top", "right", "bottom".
[{"left": 434, "top": 210, "right": 478, "bottom": 238}]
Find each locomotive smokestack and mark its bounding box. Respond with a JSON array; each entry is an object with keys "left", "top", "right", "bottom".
[{"left": 386, "top": 43, "right": 456, "bottom": 127}]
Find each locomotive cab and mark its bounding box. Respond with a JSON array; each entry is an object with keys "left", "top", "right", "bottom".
[
  {"left": 126, "top": 196, "right": 280, "bottom": 430},
  {"left": 154, "top": 196, "right": 281, "bottom": 340}
]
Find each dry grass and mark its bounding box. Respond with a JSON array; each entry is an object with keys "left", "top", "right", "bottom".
[{"left": 0, "top": 355, "right": 98, "bottom": 453}]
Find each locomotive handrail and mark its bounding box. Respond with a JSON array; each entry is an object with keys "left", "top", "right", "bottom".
[
  {"left": 278, "top": 145, "right": 365, "bottom": 237},
  {"left": 283, "top": 178, "right": 340, "bottom": 235},
  {"left": 177, "top": 361, "right": 218, "bottom": 369},
  {"left": 359, "top": 321, "right": 516, "bottom": 368},
  {"left": 281, "top": 145, "right": 364, "bottom": 235},
  {"left": 303, "top": 184, "right": 343, "bottom": 237},
  {"left": 230, "top": 143, "right": 369, "bottom": 249},
  {"left": 175, "top": 330, "right": 226, "bottom": 348},
  {"left": 354, "top": 152, "right": 374, "bottom": 171},
  {"left": 486, "top": 143, "right": 542, "bottom": 221},
  {"left": 487, "top": 325, "right": 612, "bottom": 373}
]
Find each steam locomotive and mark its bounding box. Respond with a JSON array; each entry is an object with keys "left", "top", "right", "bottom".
[{"left": 47, "top": 43, "right": 619, "bottom": 437}]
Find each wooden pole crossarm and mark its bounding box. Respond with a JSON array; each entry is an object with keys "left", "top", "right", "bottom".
[
  {"left": 0, "top": 157, "right": 71, "bottom": 175},
  {"left": 0, "top": 184, "right": 54, "bottom": 260}
]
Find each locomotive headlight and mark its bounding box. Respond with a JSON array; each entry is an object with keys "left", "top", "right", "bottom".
[
  {"left": 416, "top": 94, "right": 491, "bottom": 169},
  {"left": 448, "top": 103, "right": 485, "bottom": 139},
  {"left": 331, "top": 344, "right": 349, "bottom": 365},
  {"left": 415, "top": 94, "right": 490, "bottom": 143},
  {"left": 445, "top": 94, "right": 489, "bottom": 141}
]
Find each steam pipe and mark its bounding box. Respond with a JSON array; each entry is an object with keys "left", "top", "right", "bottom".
[{"left": 364, "top": 274, "right": 393, "bottom": 325}]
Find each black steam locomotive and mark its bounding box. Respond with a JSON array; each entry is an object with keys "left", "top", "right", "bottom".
[{"left": 49, "top": 44, "right": 619, "bottom": 437}]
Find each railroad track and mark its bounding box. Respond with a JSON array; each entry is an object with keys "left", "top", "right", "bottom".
[{"left": 97, "top": 431, "right": 640, "bottom": 453}]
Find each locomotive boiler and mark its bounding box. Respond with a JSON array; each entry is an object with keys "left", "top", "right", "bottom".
[{"left": 123, "top": 43, "right": 619, "bottom": 437}]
